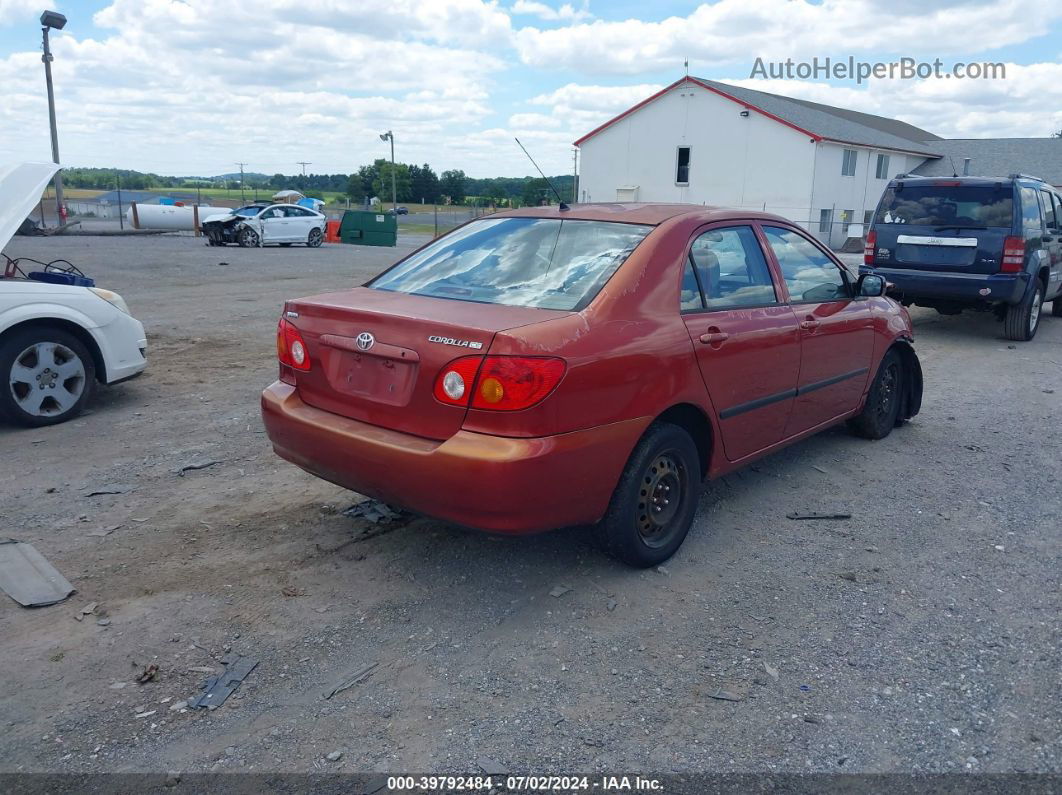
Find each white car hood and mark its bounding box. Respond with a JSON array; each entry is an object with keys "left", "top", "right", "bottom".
[{"left": 0, "top": 162, "right": 60, "bottom": 251}]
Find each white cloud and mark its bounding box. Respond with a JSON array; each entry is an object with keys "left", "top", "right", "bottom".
[
  {"left": 511, "top": 0, "right": 591, "bottom": 22},
  {"left": 514, "top": 0, "right": 1062, "bottom": 74},
  {"left": 0, "top": 0, "right": 41, "bottom": 26}
]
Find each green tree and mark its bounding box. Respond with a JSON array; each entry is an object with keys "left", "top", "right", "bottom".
[
  {"left": 371, "top": 159, "right": 411, "bottom": 204},
  {"left": 439, "top": 169, "right": 467, "bottom": 203},
  {"left": 521, "top": 177, "right": 550, "bottom": 206},
  {"left": 409, "top": 163, "right": 440, "bottom": 203}
]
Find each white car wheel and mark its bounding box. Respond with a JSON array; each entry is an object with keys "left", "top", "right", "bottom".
[{"left": 1, "top": 327, "right": 95, "bottom": 427}]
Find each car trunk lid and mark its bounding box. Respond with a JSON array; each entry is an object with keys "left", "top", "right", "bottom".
[{"left": 286, "top": 287, "right": 569, "bottom": 440}]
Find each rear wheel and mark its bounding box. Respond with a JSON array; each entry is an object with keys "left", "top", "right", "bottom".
[
  {"left": 1004, "top": 281, "right": 1043, "bottom": 341},
  {"left": 307, "top": 227, "right": 323, "bottom": 248},
  {"left": 847, "top": 349, "right": 902, "bottom": 440},
  {"left": 0, "top": 326, "right": 95, "bottom": 427},
  {"left": 596, "top": 422, "right": 699, "bottom": 568},
  {"left": 1051, "top": 296, "right": 1062, "bottom": 318}
]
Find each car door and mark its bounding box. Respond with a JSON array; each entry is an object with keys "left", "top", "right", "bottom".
[
  {"left": 284, "top": 206, "right": 314, "bottom": 241},
  {"left": 680, "top": 224, "right": 801, "bottom": 462},
  {"left": 761, "top": 225, "right": 876, "bottom": 436},
  {"left": 258, "top": 207, "right": 288, "bottom": 243},
  {"left": 1038, "top": 189, "right": 1062, "bottom": 299}
]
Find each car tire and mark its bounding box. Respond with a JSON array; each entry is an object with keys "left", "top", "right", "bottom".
[
  {"left": 0, "top": 326, "right": 95, "bottom": 427},
  {"left": 307, "top": 228, "right": 323, "bottom": 248},
  {"left": 596, "top": 422, "right": 700, "bottom": 568},
  {"left": 847, "top": 349, "right": 902, "bottom": 440},
  {"left": 238, "top": 228, "right": 260, "bottom": 248},
  {"left": 1052, "top": 297, "right": 1062, "bottom": 318},
  {"left": 1004, "top": 280, "right": 1043, "bottom": 341}
]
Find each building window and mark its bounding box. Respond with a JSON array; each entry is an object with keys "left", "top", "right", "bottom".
[
  {"left": 818, "top": 209, "right": 832, "bottom": 235},
  {"left": 842, "top": 210, "right": 854, "bottom": 235},
  {"left": 676, "top": 146, "right": 691, "bottom": 184},
  {"left": 875, "top": 154, "right": 891, "bottom": 180},
  {"left": 863, "top": 210, "right": 873, "bottom": 226},
  {"left": 841, "top": 149, "right": 857, "bottom": 177}
]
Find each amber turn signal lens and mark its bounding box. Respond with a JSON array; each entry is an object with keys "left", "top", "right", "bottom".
[{"left": 479, "top": 377, "right": 504, "bottom": 404}]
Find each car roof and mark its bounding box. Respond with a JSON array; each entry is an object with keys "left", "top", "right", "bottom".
[
  {"left": 493, "top": 203, "right": 786, "bottom": 226},
  {"left": 890, "top": 175, "right": 1045, "bottom": 187}
]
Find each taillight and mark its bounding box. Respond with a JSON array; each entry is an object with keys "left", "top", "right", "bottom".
[
  {"left": 277, "top": 317, "right": 311, "bottom": 372},
  {"left": 864, "top": 229, "right": 877, "bottom": 266},
  {"left": 1000, "top": 236, "right": 1025, "bottom": 273},
  {"left": 433, "top": 355, "right": 566, "bottom": 411},
  {"left": 432, "top": 356, "right": 482, "bottom": 406}
]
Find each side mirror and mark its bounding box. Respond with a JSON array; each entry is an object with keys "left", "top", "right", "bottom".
[{"left": 858, "top": 273, "right": 887, "bottom": 297}]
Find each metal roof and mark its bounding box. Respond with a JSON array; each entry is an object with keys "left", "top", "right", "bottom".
[
  {"left": 911, "top": 139, "right": 1062, "bottom": 186},
  {"left": 574, "top": 77, "right": 942, "bottom": 156}
]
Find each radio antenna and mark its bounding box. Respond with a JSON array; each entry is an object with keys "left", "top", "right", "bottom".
[{"left": 515, "top": 137, "right": 569, "bottom": 210}]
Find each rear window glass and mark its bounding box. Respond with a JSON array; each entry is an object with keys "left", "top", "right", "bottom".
[
  {"left": 368, "top": 217, "right": 651, "bottom": 311},
  {"left": 874, "top": 184, "right": 1014, "bottom": 228}
]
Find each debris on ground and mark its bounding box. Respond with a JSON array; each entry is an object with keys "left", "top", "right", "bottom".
[
  {"left": 786, "top": 511, "right": 852, "bottom": 520},
  {"left": 837, "top": 571, "right": 858, "bottom": 583},
  {"left": 281, "top": 586, "right": 301, "bottom": 597},
  {"left": 83, "top": 483, "right": 135, "bottom": 497},
  {"left": 135, "top": 710, "right": 156, "bottom": 719},
  {"left": 96, "top": 618, "right": 111, "bottom": 626},
  {"left": 0, "top": 539, "right": 75, "bottom": 607},
  {"left": 607, "top": 598, "right": 618, "bottom": 612},
  {"left": 87, "top": 526, "right": 121, "bottom": 537},
  {"left": 343, "top": 500, "right": 407, "bottom": 524},
  {"left": 136, "top": 664, "right": 160, "bottom": 684},
  {"left": 324, "top": 662, "right": 379, "bottom": 700},
  {"left": 478, "top": 757, "right": 508, "bottom": 775},
  {"left": 549, "top": 585, "right": 571, "bottom": 598},
  {"left": 763, "top": 662, "right": 779, "bottom": 680},
  {"left": 326, "top": 751, "right": 343, "bottom": 762},
  {"left": 708, "top": 686, "right": 746, "bottom": 702},
  {"left": 188, "top": 654, "right": 258, "bottom": 710},
  {"left": 175, "top": 460, "right": 223, "bottom": 477}
]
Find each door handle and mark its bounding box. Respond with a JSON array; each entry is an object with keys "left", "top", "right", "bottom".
[
  {"left": 800, "top": 316, "right": 821, "bottom": 331},
  {"left": 699, "top": 329, "right": 729, "bottom": 345}
]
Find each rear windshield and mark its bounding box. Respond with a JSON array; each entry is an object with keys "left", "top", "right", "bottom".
[
  {"left": 368, "top": 217, "right": 651, "bottom": 311},
  {"left": 874, "top": 184, "right": 1014, "bottom": 228}
]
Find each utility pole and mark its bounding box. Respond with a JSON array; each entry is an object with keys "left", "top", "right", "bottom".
[
  {"left": 379, "top": 131, "right": 396, "bottom": 211},
  {"left": 115, "top": 170, "right": 124, "bottom": 230},
  {"left": 40, "top": 11, "right": 67, "bottom": 227},
  {"left": 297, "top": 161, "right": 312, "bottom": 175},
  {"left": 236, "top": 162, "right": 247, "bottom": 203}
]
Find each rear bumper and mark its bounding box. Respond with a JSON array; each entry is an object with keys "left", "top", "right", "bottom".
[
  {"left": 261, "top": 382, "right": 649, "bottom": 534},
  {"left": 861, "top": 266, "right": 1028, "bottom": 305}
]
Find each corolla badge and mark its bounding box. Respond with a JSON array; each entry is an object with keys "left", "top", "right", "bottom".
[
  {"left": 355, "top": 332, "right": 375, "bottom": 351},
  {"left": 428, "top": 335, "right": 483, "bottom": 349}
]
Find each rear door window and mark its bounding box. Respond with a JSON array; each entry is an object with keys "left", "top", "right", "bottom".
[
  {"left": 875, "top": 184, "right": 1014, "bottom": 228},
  {"left": 1041, "top": 190, "right": 1058, "bottom": 230},
  {"left": 688, "top": 226, "right": 777, "bottom": 309},
  {"left": 762, "top": 226, "right": 849, "bottom": 303},
  {"left": 1020, "top": 186, "right": 1044, "bottom": 234},
  {"left": 369, "top": 217, "right": 651, "bottom": 311}
]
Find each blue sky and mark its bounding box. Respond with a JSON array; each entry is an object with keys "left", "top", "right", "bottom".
[{"left": 0, "top": 0, "right": 1059, "bottom": 177}]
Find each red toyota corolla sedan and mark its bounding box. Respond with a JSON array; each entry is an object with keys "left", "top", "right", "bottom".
[{"left": 262, "top": 204, "right": 922, "bottom": 567}]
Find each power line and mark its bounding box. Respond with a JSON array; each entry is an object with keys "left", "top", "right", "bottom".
[
  {"left": 236, "top": 161, "right": 247, "bottom": 202},
  {"left": 297, "top": 161, "right": 312, "bottom": 175}
]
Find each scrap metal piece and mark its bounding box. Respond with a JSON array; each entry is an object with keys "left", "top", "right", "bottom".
[
  {"left": 0, "top": 539, "right": 75, "bottom": 607},
  {"left": 786, "top": 511, "right": 852, "bottom": 520},
  {"left": 324, "top": 662, "right": 379, "bottom": 700},
  {"left": 343, "top": 500, "right": 406, "bottom": 524},
  {"left": 188, "top": 654, "right": 258, "bottom": 710}
]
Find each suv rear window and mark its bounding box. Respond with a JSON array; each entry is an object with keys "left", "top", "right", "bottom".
[
  {"left": 369, "top": 217, "right": 651, "bottom": 311},
  {"left": 874, "top": 184, "right": 1014, "bottom": 228}
]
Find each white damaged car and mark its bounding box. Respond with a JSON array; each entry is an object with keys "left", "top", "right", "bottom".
[
  {"left": 0, "top": 162, "right": 147, "bottom": 426},
  {"left": 200, "top": 202, "right": 326, "bottom": 248}
]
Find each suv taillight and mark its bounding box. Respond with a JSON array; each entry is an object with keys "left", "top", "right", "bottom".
[
  {"left": 277, "top": 317, "right": 311, "bottom": 374},
  {"left": 1000, "top": 236, "right": 1025, "bottom": 273},
  {"left": 864, "top": 229, "right": 877, "bottom": 266},
  {"left": 434, "top": 355, "right": 566, "bottom": 411}
]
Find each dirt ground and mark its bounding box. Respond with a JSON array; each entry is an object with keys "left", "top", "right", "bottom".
[{"left": 0, "top": 233, "right": 1058, "bottom": 777}]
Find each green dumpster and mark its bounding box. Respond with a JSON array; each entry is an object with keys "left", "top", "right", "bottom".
[{"left": 339, "top": 210, "right": 397, "bottom": 247}]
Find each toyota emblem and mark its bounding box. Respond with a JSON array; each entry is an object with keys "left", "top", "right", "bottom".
[{"left": 355, "top": 332, "right": 375, "bottom": 351}]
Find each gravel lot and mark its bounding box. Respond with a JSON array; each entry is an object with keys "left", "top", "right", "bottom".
[{"left": 0, "top": 233, "right": 1058, "bottom": 777}]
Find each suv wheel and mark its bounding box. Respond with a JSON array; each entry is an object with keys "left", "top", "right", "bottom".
[
  {"left": 1052, "top": 296, "right": 1062, "bottom": 318},
  {"left": 1004, "top": 281, "right": 1043, "bottom": 341},
  {"left": 596, "top": 422, "right": 699, "bottom": 568},
  {"left": 0, "top": 327, "right": 95, "bottom": 427},
  {"left": 847, "top": 349, "right": 903, "bottom": 440}
]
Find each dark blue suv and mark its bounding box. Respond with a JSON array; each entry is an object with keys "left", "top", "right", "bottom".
[{"left": 862, "top": 174, "right": 1062, "bottom": 340}]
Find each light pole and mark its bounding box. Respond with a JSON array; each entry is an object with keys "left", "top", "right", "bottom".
[
  {"left": 40, "top": 10, "right": 67, "bottom": 226},
  {"left": 379, "top": 131, "right": 396, "bottom": 212}
]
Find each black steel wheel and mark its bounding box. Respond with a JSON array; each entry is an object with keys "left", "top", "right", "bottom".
[
  {"left": 847, "top": 349, "right": 903, "bottom": 440},
  {"left": 597, "top": 422, "right": 699, "bottom": 567}
]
